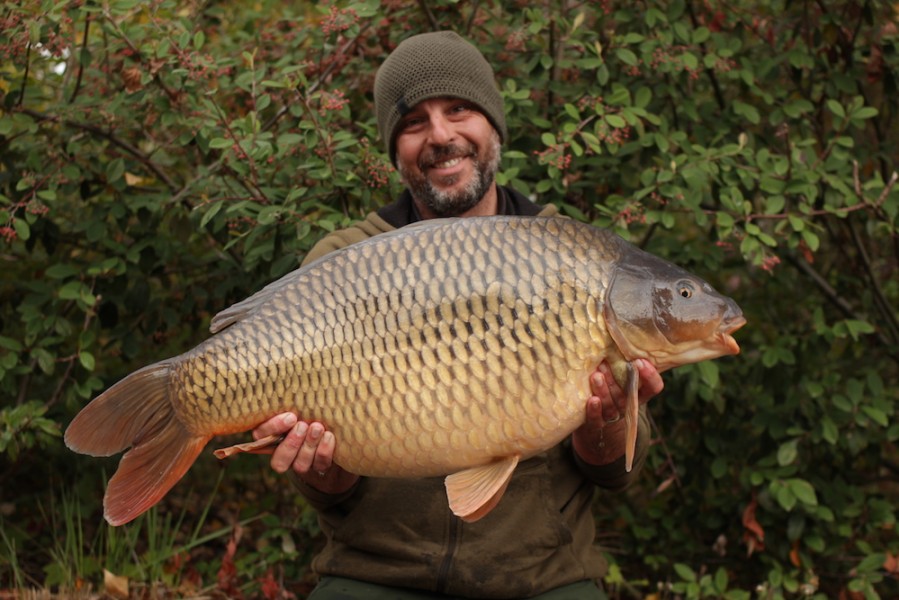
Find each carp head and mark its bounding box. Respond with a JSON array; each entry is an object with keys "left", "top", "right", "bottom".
[{"left": 603, "top": 248, "right": 746, "bottom": 372}]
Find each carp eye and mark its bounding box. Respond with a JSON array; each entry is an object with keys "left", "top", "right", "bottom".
[{"left": 677, "top": 281, "right": 695, "bottom": 299}]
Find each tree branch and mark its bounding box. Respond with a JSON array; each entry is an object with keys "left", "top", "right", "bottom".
[
  {"left": 17, "top": 107, "right": 179, "bottom": 193},
  {"left": 785, "top": 253, "right": 899, "bottom": 360},
  {"left": 68, "top": 11, "right": 91, "bottom": 104}
]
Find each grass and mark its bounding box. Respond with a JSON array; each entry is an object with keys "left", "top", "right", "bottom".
[{"left": 0, "top": 452, "right": 320, "bottom": 600}]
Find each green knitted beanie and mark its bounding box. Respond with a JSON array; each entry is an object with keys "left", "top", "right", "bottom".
[{"left": 374, "top": 31, "right": 507, "bottom": 164}]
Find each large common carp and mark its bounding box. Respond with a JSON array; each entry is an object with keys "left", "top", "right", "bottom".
[{"left": 65, "top": 216, "right": 745, "bottom": 526}]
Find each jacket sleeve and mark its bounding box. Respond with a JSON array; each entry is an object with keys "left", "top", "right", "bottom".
[
  {"left": 301, "top": 212, "right": 396, "bottom": 266},
  {"left": 288, "top": 471, "right": 362, "bottom": 512},
  {"left": 572, "top": 405, "right": 652, "bottom": 491}
]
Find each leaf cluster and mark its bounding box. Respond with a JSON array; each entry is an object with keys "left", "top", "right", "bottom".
[{"left": 1, "top": 0, "right": 897, "bottom": 597}]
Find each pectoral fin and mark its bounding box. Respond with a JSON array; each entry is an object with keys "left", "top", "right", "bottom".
[
  {"left": 213, "top": 433, "right": 286, "bottom": 459},
  {"left": 624, "top": 361, "right": 639, "bottom": 472},
  {"left": 445, "top": 456, "right": 519, "bottom": 522}
]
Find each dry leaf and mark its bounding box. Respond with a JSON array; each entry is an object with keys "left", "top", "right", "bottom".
[
  {"left": 104, "top": 568, "right": 129, "bottom": 600},
  {"left": 741, "top": 493, "right": 765, "bottom": 556},
  {"left": 122, "top": 67, "right": 142, "bottom": 93}
]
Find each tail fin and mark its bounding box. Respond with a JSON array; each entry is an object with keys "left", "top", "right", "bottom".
[{"left": 65, "top": 361, "right": 211, "bottom": 526}]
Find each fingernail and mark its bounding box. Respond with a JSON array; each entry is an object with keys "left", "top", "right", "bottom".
[
  {"left": 294, "top": 422, "right": 307, "bottom": 436},
  {"left": 282, "top": 413, "right": 297, "bottom": 425},
  {"left": 309, "top": 424, "right": 322, "bottom": 441}
]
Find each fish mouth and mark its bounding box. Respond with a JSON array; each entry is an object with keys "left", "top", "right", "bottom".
[{"left": 719, "top": 314, "right": 747, "bottom": 355}]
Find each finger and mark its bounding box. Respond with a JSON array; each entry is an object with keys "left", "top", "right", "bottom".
[
  {"left": 270, "top": 421, "right": 307, "bottom": 474},
  {"left": 293, "top": 421, "right": 325, "bottom": 474},
  {"left": 634, "top": 358, "right": 665, "bottom": 403},
  {"left": 253, "top": 412, "right": 298, "bottom": 440},
  {"left": 584, "top": 395, "right": 604, "bottom": 428},
  {"left": 311, "top": 431, "right": 336, "bottom": 473},
  {"left": 595, "top": 365, "right": 624, "bottom": 420},
  {"left": 589, "top": 369, "right": 605, "bottom": 397}
]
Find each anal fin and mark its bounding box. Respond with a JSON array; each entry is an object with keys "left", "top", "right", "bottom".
[{"left": 445, "top": 455, "right": 519, "bottom": 523}]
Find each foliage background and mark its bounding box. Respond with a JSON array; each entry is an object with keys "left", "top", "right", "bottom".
[{"left": 1, "top": 0, "right": 898, "bottom": 598}]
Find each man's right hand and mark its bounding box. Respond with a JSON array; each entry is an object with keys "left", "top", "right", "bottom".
[{"left": 252, "top": 413, "right": 359, "bottom": 494}]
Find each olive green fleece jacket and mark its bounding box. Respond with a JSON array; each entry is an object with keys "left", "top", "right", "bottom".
[{"left": 293, "top": 187, "right": 651, "bottom": 598}]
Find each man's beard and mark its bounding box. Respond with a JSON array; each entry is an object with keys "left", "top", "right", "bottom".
[{"left": 399, "top": 132, "right": 502, "bottom": 218}]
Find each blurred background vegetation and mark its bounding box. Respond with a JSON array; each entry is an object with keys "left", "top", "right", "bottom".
[{"left": 1, "top": 0, "right": 897, "bottom": 598}]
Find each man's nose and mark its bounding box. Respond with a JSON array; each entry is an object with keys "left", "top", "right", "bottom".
[{"left": 427, "top": 113, "right": 455, "bottom": 145}]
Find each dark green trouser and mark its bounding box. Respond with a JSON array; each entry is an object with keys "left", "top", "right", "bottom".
[{"left": 306, "top": 576, "right": 609, "bottom": 600}]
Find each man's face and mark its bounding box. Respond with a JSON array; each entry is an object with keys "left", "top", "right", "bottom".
[{"left": 394, "top": 97, "right": 501, "bottom": 217}]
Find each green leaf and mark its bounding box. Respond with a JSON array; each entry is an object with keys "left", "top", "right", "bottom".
[
  {"left": 209, "top": 137, "right": 233, "bottom": 149},
  {"left": 615, "top": 48, "right": 639, "bottom": 66},
  {"left": 733, "top": 101, "right": 760, "bottom": 124},
  {"left": 850, "top": 106, "right": 878, "bottom": 120},
  {"left": 774, "top": 482, "right": 797, "bottom": 511},
  {"left": 199, "top": 200, "right": 224, "bottom": 229},
  {"left": 13, "top": 218, "right": 30, "bottom": 241},
  {"left": 786, "top": 478, "right": 818, "bottom": 506},
  {"left": 44, "top": 264, "right": 79, "bottom": 279},
  {"left": 605, "top": 114, "right": 627, "bottom": 128},
  {"left": 777, "top": 439, "right": 799, "bottom": 466},
  {"left": 79, "top": 351, "right": 96, "bottom": 371},
  {"left": 106, "top": 158, "right": 125, "bottom": 183},
  {"left": 634, "top": 87, "right": 652, "bottom": 108},
  {"left": 58, "top": 281, "right": 83, "bottom": 300},
  {"left": 673, "top": 563, "right": 696, "bottom": 582},
  {"left": 861, "top": 406, "right": 889, "bottom": 427},
  {"left": 826, "top": 99, "right": 845, "bottom": 119},
  {"left": 0, "top": 335, "right": 23, "bottom": 352}
]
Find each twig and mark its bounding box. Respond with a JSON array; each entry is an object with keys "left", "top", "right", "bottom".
[
  {"left": 686, "top": 0, "right": 726, "bottom": 111},
  {"left": 646, "top": 410, "right": 684, "bottom": 495},
  {"left": 785, "top": 253, "right": 898, "bottom": 359},
  {"left": 417, "top": 0, "right": 439, "bottom": 30},
  {"left": 846, "top": 217, "right": 899, "bottom": 345},
  {"left": 101, "top": 9, "right": 180, "bottom": 104},
  {"left": 169, "top": 21, "right": 373, "bottom": 209},
  {"left": 464, "top": 0, "right": 481, "bottom": 34},
  {"left": 17, "top": 42, "right": 30, "bottom": 106},
  {"left": 18, "top": 107, "right": 179, "bottom": 193},
  {"left": 741, "top": 169, "right": 897, "bottom": 222},
  {"left": 68, "top": 12, "right": 91, "bottom": 104}
]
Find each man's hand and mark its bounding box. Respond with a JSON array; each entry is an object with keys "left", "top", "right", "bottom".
[
  {"left": 572, "top": 358, "right": 664, "bottom": 466},
  {"left": 252, "top": 413, "right": 359, "bottom": 494}
]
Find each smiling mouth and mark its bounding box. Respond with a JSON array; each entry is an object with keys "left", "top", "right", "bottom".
[{"left": 432, "top": 156, "right": 465, "bottom": 169}]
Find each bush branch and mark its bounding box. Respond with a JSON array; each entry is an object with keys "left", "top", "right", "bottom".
[{"left": 17, "top": 107, "right": 179, "bottom": 193}]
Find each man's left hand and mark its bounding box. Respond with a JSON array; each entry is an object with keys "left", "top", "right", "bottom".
[{"left": 572, "top": 359, "right": 663, "bottom": 466}]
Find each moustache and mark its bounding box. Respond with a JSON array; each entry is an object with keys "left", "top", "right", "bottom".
[{"left": 419, "top": 143, "right": 477, "bottom": 170}]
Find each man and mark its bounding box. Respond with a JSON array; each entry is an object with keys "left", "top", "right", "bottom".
[{"left": 254, "top": 31, "right": 664, "bottom": 599}]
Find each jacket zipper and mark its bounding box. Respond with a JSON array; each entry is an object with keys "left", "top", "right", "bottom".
[{"left": 435, "top": 514, "right": 461, "bottom": 593}]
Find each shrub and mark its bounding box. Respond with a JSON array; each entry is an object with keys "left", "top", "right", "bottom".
[{"left": 1, "top": 0, "right": 896, "bottom": 597}]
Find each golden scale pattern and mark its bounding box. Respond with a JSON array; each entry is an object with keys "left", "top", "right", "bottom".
[{"left": 171, "top": 218, "right": 622, "bottom": 477}]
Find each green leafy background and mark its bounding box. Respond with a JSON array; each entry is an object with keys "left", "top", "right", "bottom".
[{"left": 1, "top": 1, "right": 897, "bottom": 598}]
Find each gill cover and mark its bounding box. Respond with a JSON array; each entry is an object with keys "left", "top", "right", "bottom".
[{"left": 603, "top": 251, "right": 744, "bottom": 372}]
